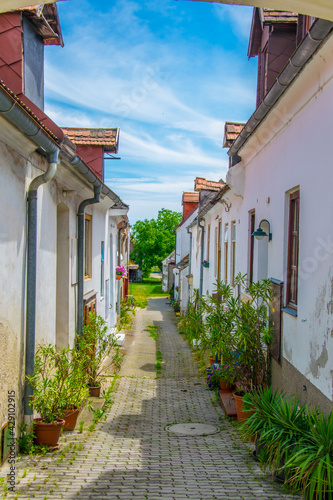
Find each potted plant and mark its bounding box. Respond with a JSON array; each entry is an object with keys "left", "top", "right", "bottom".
[
  {"left": 77, "top": 312, "right": 123, "bottom": 397},
  {"left": 240, "top": 386, "right": 285, "bottom": 459},
  {"left": 203, "top": 280, "right": 239, "bottom": 369},
  {"left": 27, "top": 344, "right": 89, "bottom": 441},
  {"left": 207, "top": 364, "right": 236, "bottom": 392},
  {"left": 232, "top": 275, "right": 273, "bottom": 421},
  {"left": 282, "top": 409, "right": 333, "bottom": 499},
  {"left": 57, "top": 348, "right": 89, "bottom": 431},
  {"left": 26, "top": 345, "right": 67, "bottom": 448},
  {"left": 242, "top": 387, "right": 312, "bottom": 485},
  {"left": 116, "top": 265, "right": 127, "bottom": 280}
]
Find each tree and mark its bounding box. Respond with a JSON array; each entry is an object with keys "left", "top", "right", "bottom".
[{"left": 130, "top": 208, "right": 182, "bottom": 276}]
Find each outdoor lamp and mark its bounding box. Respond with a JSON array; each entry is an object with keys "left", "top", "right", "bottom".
[{"left": 252, "top": 219, "right": 272, "bottom": 241}]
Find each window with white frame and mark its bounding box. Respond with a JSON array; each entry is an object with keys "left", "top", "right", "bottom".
[
  {"left": 100, "top": 241, "right": 105, "bottom": 297},
  {"left": 224, "top": 223, "right": 229, "bottom": 283},
  {"left": 231, "top": 221, "right": 236, "bottom": 285}
]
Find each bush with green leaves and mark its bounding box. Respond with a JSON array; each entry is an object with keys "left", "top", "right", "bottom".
[
  {"left": 178, "top": 290, "right": 204, "bottom": 344},
  {"left": 202, "top": 280, "right": 239, "bottom": 361},
  {"left": 285, "top": 410, "right": 333, "bottom": 499},
  {"left": 241, "top": 386, "right": 333, "bottom": 499},
  {"left": 77, "top": 312, "right": 123, "bottom": 388},
  {"left": 26, "top": 344, "right": 88, "bottom": 423},
  {"left": 233, "top": 274, "right": 273, "bottom": 393}
]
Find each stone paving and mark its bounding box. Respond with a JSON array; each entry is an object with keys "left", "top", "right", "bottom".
[{"left": 1, "top": 297, "right": 301, "bottom": 499}]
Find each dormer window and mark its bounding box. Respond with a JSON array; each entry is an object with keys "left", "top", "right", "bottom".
[{"left": 248, "top": 8, "right": 298, "bottom": 108}]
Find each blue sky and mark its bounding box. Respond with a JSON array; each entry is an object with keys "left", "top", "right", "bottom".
[{"left": 45, "top": 0, "right": 257, "bottom": 224}]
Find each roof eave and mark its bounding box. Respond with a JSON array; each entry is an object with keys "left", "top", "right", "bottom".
[{"left": 228, "top": 18, "right": 333, "bottom": 161}]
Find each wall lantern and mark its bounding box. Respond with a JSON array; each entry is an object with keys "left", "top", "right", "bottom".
[{"left": 252, "top": 219, "right": 272, "bottom": 241}]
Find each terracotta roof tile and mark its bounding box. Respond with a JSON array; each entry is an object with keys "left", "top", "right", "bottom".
[
  {"left": 223, "top": 122, "right": 245, "bottom": 148},
  {"left": 19, "top": 4, "right": 64, "bottom": 47},
  {"left": 262, "top": 9, "right": 298, "bottom": 24},
  {"left": 194, "top": 177, "right": 225, "bottom": 192},
  {"left": 0, "top": 80, "right": 61, "bottom": 142},
  {"left": 182, "top": 192, "right": 199, "bottom": 204},
  {"left": 61, "top": 127, "right": 119, "bottom": 152}
]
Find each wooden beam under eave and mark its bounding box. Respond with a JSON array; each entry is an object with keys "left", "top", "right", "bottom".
[
  {"left": 0, "top": 0, "right": 62, "bottom": 14},
  {"left": 188, "top": 0, "right": 333, "bottom": 23}
]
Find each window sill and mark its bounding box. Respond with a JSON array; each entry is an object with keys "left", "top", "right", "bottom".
[{"left": 282, "top": 307, "right": 297, "bottom": 317}]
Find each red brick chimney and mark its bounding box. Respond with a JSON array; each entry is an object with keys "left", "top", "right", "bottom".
[{"left": 182, "top": 192, "right": 199, "bottom": 220}]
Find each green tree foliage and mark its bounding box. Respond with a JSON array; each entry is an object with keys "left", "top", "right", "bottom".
[{"left": 131, "top": 208, "right": 182, "bottom": 276}]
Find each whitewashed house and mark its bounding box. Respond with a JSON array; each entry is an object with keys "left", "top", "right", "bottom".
[
  {"left": 0, "top": 4, "right": 128, "bottom": 459},
  {"left": 189, "top": 10, "right": 333, "bottom": 413}
]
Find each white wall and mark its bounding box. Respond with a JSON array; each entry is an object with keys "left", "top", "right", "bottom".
[
  {"left": 0, "top": 120, "right": 124, "bottom": 431},
  {"left": 221, "top": 33, "right": 333, "bottom": 402}
]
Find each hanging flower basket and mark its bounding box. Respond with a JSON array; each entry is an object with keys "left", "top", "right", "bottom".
[{"left": 116, "top": 266, "right": 127, "bottom": 279}]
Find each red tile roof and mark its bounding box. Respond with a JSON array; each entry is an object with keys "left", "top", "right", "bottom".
[
  {"left": 182, "top": 192, "right": 199, "bottom": 204},
  {"left": 61, "top": 128, "right": 119, "bottom": 152},
  {"left": 223, "top": 122, "right": 245, "bottom": 148},
  {"left": 194, "top": 177, "right": 225, "bottom": 192},
  {"left": 0, "top": 80, "right": 63, "bottom": 142}
]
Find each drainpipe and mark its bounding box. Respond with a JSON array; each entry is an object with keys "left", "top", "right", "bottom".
[
  {"left": 24, "top": 151, "right": 59, "bottom": 416},
  {"left": 198, "top": 218, "right": 205, "bottom": 298},
  {"left": 76, "top": 182, "right": 101, "bottom": 337}
]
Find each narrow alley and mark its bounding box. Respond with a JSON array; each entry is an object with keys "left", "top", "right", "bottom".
[{"left": 7, "top": 298, "right": 300, "bottom": 500}]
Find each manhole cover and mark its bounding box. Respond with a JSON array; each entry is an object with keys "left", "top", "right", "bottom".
[{"left": 165, "top": 423, "right": 220, "bottom": 436}]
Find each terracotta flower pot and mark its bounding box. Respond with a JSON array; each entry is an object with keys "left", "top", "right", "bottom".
[
  {"left": 88, "top": 386, "right": 101, "bottom": 397},
  {"left": 209, "top": 357, "right": 221, "bottom": 368},
  {"left": 33, "top": 418, "right": 64, "bottom": 447},
  {"left": 233, "top": 392, "right": 253, "bottom": 422},
  {"left": 116, "top": 275, "right": 122, "bottom": 280},
  {"left": 63, "top": 408, "right": 81, "bottom": 431},
  {"left": 219, "top": 380, "right": 234, "bottom": 392}
]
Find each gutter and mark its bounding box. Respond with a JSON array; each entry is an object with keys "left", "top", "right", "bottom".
[
  {"left": 0, "top": 85, "right": 61, "bottom": 417},
  {"left": 228, "top": 18, "right": 333, "bottom": 163}
]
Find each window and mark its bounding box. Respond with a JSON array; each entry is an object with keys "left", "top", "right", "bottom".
[
  {"left": 214, "top": 227, "right": 218, "bottom": 278},
  {"left": 84, "top": 214, "right": 92, "bottom": 278},
  {"left": 218, "top": 220, "right": 222, "bottom": 281},
  {"left": 286, "top": 191, "right": 300, "bottom": 309},
  {"left": 224, "top": 224, "right": 229, "bottom": 283},
  {"left": 231, "top": 221, "right": 236, "bottom": 285},
  {"left": 100, "top": 241, "right": 105, "bottom": 297},
  {"left": 249, "top": 211, "right": 255, "bottom": 283},
  {"left": 207, "top": 224, "right": 210, "bottom": 261}
]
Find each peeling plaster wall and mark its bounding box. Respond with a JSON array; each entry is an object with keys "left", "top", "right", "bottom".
[{"left": 0, "top": 139, "right": 27, "bottom": 431}]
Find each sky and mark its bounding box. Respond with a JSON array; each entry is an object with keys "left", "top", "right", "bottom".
[{"left": 44, "top": 0, "right": 258, "bottom": 224}]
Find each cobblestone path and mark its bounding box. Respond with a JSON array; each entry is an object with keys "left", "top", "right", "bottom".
[{"left": 1, "top": 298, "right": 300, "bottom": 499}]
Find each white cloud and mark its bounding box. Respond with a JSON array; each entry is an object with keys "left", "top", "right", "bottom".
[{"left": 45, "top": 0, "right": 255, "bottom": 224}]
